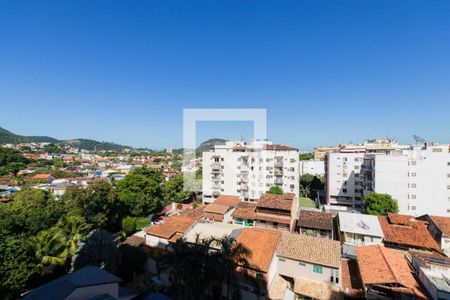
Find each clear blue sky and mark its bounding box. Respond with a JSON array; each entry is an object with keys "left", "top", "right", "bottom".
[{"left": 1, "top": 1, "right": 449, "bottom": 150}]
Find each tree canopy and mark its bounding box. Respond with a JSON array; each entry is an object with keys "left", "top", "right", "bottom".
[
  {"left": 266, "top": 186, "right": 283, "bottom": 195},
  {"left": 117, "top": 167, "right": 164, "bottom": 216},
  {"left": 64, "top": 181, "right": 125, "bottom": 231},
  {"left": 364, "top": 193, "right": 399, "bottom": 215}
]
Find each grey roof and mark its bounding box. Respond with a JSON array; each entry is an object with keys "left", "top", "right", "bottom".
[
  {"left": 338, "top": 211, "right": 384, "bottom": 237},
  {"left": 22, "top": 265, "right": 122, "bottom": 300},
  {"left": 421, "top": 267, "right": 450, "bottom": 293}
]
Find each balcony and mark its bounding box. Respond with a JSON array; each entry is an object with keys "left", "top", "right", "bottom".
[
  {"left": 274, "top": 170, "right": 283, "bottom": 176},
  {"left": 274, "top": 160, "right": 284, "bottom": 167},
  {"left": 240, "top": 183, "right": 249, "bottom": 190}
]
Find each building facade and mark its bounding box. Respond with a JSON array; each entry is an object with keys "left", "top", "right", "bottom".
[{"left": 202, "top": 140, "right": 299, "bottom": 204}]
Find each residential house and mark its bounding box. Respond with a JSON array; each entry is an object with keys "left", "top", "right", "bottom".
[
  {"left": 297, "top": 210, "right": 334, "bottom": 239},
  {"left": 276, "top": 232, "right": 342, "bottom": 300},
  {"left": 378, "top": 213, "right": 441, "bottom": 253},
  {"left": 418, "top": 214, "right": 450, "bottom": 256},
  {"left": 203, "top": 194, "right": 239, "bottom": 222},
  {"left": 21, "top": 265, "right": 134, "bottom": 300},
  {"left": 31, "top": 173, "right": 55, "bottom": 182},
  {"left": 355, "top": 245, "right": 428, "bottom": 299},
  {"left": 232, "top": 193, "right": 298, "bottom": 231},
  {"left": 337, "top": 212, "right": 384, "bottom": 257},
  {"left": 235, "top": 228, "right": 281, "bottom": 299},
  {"left": 183, "top": 222, "right": 242, "bottom": 248},
  {"left": 232, "top": 201, "right": 257, "bottom": 227},
  {"left": 412, "top": 252, "right": 450, "bottom": 300}
]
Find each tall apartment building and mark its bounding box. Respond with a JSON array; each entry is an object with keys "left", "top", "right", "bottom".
[
  {"left": 326, "top": 142, "right": 450, "bottom": 216},
  {"left": 362, "top": 144, "right": 450, "bottom": 216},
  {"left": 325, "top": 152, "right": 366, "bottom": 208},
  {"left": 202, "top": 140, "right": 299, "bottom": 204}
]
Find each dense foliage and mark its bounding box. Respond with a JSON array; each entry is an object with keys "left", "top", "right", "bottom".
[
  {"left": 64, "top": 181, "right": 126, "bottom": 231},
  {"left": 0, "top": 147, "right": 29, "bottom": 175},
  {"left": 117, "top": 167, "right": 164, "bottom": 216},
  {"left": 266, "top": 185, "right": 283, "bottom": 195},
  {"left": 159, "top": 236, "right": 263, "bottom": 300},
  {"left": 364, "top": 193, "right": 399, "bottom": 215},
  {"left": 299, "top": 152, "right": 314, "bottom": 161},
  {"left": 299, "top": 174, "right": 324, "bottom": 199}
]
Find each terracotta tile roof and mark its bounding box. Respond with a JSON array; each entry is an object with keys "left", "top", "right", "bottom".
[
  {"left": 277, "top": 232, "right": 341, "bottom": 268},
  {"left": 341, "top": 259, "right": 364, "bottom": 298},
  {"left": 298, "top": 210, "right": 334, "bottom": 231},
  {"left": 124, "top": 235, "right": 145, "bottom": 247},
  {"left": 294, "top": 277, "right": 341, "bottom": 300},
  {"left": 378, "top": 214, "right": 440, "bottom": 252},
  {"left": 236, "top": 228, "right": 281, "bottom": 273},
  {"left": 203, "top": 203, "right": 229, "bottom": 214},
  {"left": 430, "top": 215, "right": 450, "bottom": 237},
  {"left": 355, "top": 245, "right": 427, "bottom": 299},
  {"left": 257, "top": 193, "right": 295, "bottom": 211},
  {"left": 264, "top": 144, "right": 298, "bottom": 151},
  {"left": 178, "top": 205, "right": 206, "bottom": 220},
  {"left": 231, "top": 201, "right": 257, "bottom": 220},
  {"left": 145, "top": 216, "right": 196, "bottom": 239},
  {"left": 213, "top": 195, "right": 240, "bottom": 208},
  {"left": 31, "top": 173, "right": 53, "bottom": 180}
]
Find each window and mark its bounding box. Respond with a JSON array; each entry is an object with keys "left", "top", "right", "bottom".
[
  {"left": 411, "top": 172, "right": 416, "bottom": 177},
  {"left": 235, "top": 218, "right": 243, "bottom": 225},
  {"left": 343, "top": 189, "right": 347, "bottom": 193},
  {"left": 411, "top": 183, "right": 416, "bottom": 188},
  {"left": 313, "top": 265, "right": 323, "bottom": 274},
  {"left": 298, "top": 262, "right": 306, "bottom": 267},
  {"left": 278, "top": 258, "right": 286, "bottom": 262},
  {"left": 411, "top": 195, "right": 416, "bottom": 199}
]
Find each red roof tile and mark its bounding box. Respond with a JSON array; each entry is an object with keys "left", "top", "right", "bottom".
[
  {"left": 257, "top": 193, "right": 295, "bottom": 211},
  {"left": 378, "top": 214, "right": 440, "bottom": 252},
  {"left": 356, "top": 245, "right": 427, "bottom": 299},
  {"left": 236, "top": 228, "right": 281, "bottom": 273},
  {"left": 213, "top": 195, "right": 240, "bottom": 207},
  {"left": 430, "top": 215, "right": 450, "bottom": 237}
]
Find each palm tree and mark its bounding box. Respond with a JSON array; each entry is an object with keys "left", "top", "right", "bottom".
[
  {"left": 30, "top": 229, "right": 66, "bottom": 267},
  {"left": 158, "top": 239, "right": 191, "bottom": 299},
  {"left": 56, "top": 215, "right": 90, "bottom": 258},
  {"left": 212, "top": 236, "right": 254, "bottom": 300},
  {"left": 71, "top": 229, "right": 120, "bottom": 273}
]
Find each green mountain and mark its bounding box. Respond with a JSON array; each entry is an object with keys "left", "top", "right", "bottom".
[
  {"left": 0, "top": 126, "right": 130, "bottom": 151},
  {"left": 197, "top": 138, "right": 227, "bottom": 152},
  {"left": 60, "top": 139, "right": 129, "bottom": 151},
  {"left": 0, "top": 127, "right": 59, "bottom": 144}
]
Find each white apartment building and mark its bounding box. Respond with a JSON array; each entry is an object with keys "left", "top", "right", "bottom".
[
  {"left": 362, "top": 144, "right": 450, "bottom": 216},
  {"left": 202, "top": 140, "right": 299, "bottom": 204},
  {"left": 299, "top": 160, "right": 325, "bottom": 176},
  {"left": 325, "top": 152, "right": 366, "bottom": 208},
  {"left": 326, "top": 143, "right": 450, "bottom": 216}
]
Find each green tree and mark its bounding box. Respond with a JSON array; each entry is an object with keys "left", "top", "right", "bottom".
[
  {"left": 64, "top": 181, "right": 125, "bottom": 231},
  {"left": 266, "top": 186, "right": 283, "bottom": 195},
  {"left": 56, "top": 215, "right": 91, "bottom": 258},
  {"left": 299, "top": 174, "right": 324, "bottom": 199},
  {"left": 72, "top": 229, "right": 120, "bottom": 274},
  {"left": 0, "top": 189, "right": 64, "bottom": 236},
  {"left": 121, "top": 216, "right": 137, "bottom": 236},
  {"left": 162, "top": 174, "right": 190, "bottom": 203},
  {"left": 0, "top": 236, "right": 40, "bottom": 300},
  {"left": 117, "top": 167, "right": 163, "bottom": 216},
  {"left": 364, "top": 193, "right": 399, "bottom": 215},
  {"left": 117, "top": 244, "right": 147, "bottom": 281},
  {"left": 212, "top": 236, "right": 258, "bottom": 300},
  {"left": 29, "top": 229, "right": 66, "bottom": 267},
  {"left": 299, "top": 152, "right": 314, "bottom": 161}
]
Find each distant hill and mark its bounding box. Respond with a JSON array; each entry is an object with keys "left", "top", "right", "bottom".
[
  {"left": 60, "top": 139, "right": 129, "bottom": 151},
  {"left": 0, "top": 127, "right": 59, "bottom": 144},
  {"left": 0, "top": 126, "right": 130, "bottom": 151},
  {"left": 197, "top": 138, "right": 227, "bottom": 152}
]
